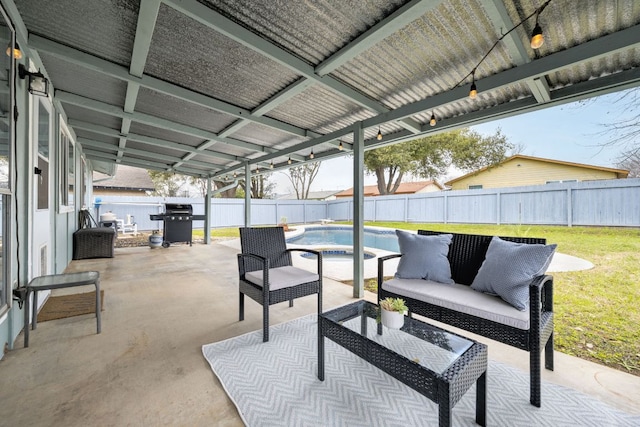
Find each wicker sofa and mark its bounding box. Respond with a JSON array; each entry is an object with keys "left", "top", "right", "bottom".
[{"left": 377, "top": 230, "right": 554, "bottom": 407}]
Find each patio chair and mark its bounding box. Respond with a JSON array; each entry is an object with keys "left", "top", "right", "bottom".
[{"left": 237, "top": 226, "right": 323, "bottom": 342}]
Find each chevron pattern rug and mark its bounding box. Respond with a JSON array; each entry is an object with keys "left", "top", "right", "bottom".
[{"left": 202, "top": 314, "right": 639, "bottom": 427}]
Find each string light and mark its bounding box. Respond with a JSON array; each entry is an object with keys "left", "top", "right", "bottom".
[
  {"left": 270, "top": 161, "right": 274, "bottom": 169},
  {"left": 376, "top": 127, "right": 382, "bottom": 140},
  {"left": 338, "top": 141, "right": 343, "bottom": 151},
  {"left": 429, "top": 113, "right": 437, "bottom": 127},
  {"left": 6, "top": 41, "right": 22, "bottom": 59},
  {"left": 233, "top": 171, "right": 237, "bottom": 178},
  {"left": 456, "top": 0, "right": 552, "bottom": 99},
  {"left": 469, "top": 70, "right": 478, "bottom": 99},
  {"left": 309, "top": 150, "right": 314, "bottom": 159},
  {"left": 287, "top": 157, "right": 292, "bottom": 165}
]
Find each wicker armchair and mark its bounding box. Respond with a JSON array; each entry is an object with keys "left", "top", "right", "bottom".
[{"left": 237, "top": 227, "right": 323, "bottom": 342}]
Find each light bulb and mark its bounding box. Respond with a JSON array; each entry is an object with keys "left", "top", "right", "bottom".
[
  {"left": 6, "top": 42, "right": 22, "bottom": 59},
  {"left": 309, "top": 150, "right": 314, "bottom": 159},
  {"left": 469, "top": 82, "right": 477, "bottom": 99},
  {"left": 429, "top": 113, "right": 436, "bottom": 127},
  {"left": 376, "top": 128, "right": 382, "bottom": 140},
  {"left": 287, "top": 157, "right": 292, "bottom": 165},
  {"left": 530, "top": 23, "right": 544, "bottom": 49},
  {"left": 270, "top": 161, "right": 274, "bottom": 169},
  {"left": 338, "top": 141, "right": 343, "bottom": 151}
]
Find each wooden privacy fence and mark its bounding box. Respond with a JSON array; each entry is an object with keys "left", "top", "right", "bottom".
[{"left": 95, "top": 178, "right": 640, "bottom": 231}]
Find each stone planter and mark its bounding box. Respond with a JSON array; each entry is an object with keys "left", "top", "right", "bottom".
[{"left": 380, "top": 308, "right": 405, "bottom": 329}]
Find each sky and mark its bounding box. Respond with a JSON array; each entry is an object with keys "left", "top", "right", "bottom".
[{"left": 271, "top": 90, "right": 635, "bottom": 195}]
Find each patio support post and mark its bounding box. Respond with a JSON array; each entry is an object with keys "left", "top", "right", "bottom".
[
  {"left": 204, "top": 177, "right": 211, "bottom": 244},
  {"left": 244, "top": 162, "right": 251, "bottom": 226},
  {"left": 352, "top": 124, "right": 364, "bottom": 298}
]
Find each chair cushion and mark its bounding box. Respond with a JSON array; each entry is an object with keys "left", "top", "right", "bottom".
[
  {"left": 382, "top": 278, "right": 530, "bottom": 330},
  {"left": 471, "top": 236, "right": 557, "bottom": 311},
  {"left": 245, "top": 266, "right": 319, "bottom": 291},
  {"left": 395, "top": 230, "right": 454, "bottom": 284}
]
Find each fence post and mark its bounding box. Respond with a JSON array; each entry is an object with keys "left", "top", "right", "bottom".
[
  {"left": 443, "top": 192, "right": 448, "bottom": 224},
  {"left": 496, "top": 190, "right": 501, "bottom": 226},
  {"left": 567, "top": 188, "right": 573, "bottom": 227}
]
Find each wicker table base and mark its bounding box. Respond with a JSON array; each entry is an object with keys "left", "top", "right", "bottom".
[{"left": 319, "top": 301, "right": 487, "bottom": 427}]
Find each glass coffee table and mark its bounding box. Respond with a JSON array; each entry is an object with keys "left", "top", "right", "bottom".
[{"left": 318, "top": 300, "right": 487, "bottom": 427}]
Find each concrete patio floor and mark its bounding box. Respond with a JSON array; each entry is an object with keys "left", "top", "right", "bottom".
[{"left": 0, "top": 241, "right": 638, "bottom": 426}]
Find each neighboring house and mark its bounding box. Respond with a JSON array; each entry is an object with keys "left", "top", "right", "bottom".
[
  {"left": 276, "top": 190, "right": 343, "bottom": 201},
  {"left": 335, "top": 180, "right": 444, "bottom": 198},
  {"left": 445, "top": 155, "right": 629, "bottom": 190},
  {"left": 93, "top": 165, "right": 155, "bottom": 196}
]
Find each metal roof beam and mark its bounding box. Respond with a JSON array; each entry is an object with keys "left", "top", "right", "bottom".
[
  {"left": 29, "top": 34, "right": 309, "bottom": 139},
  {"left": 361, "top": 23, "right": 640, "bottom": 128},
  {"left": 481, "top": 0, "right": 552, "bottom": 103},
  {"left": 58, "top": 92, "right": 266, "bottom": 161},
  {"left": 68, "top": 118, "right": 238, "bottom": 163},
  {"left": 164, "top": 0, "right": 423, "bottom": 134},
  {"left": 79, "top": 137, "right": 221, "bottom": 170},
  {"left": 315, "top": 0, "right": 442, "bottom": 75}
]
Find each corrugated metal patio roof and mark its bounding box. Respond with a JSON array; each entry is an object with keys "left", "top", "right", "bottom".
[{"left": 9, "top": 0, "right": 640, "bottom": 180}]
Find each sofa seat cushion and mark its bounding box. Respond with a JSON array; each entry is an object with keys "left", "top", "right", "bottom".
[
  {"left": 245, "top": 266, "right": 319, "bottom": 291},
  {"left": 382, "top": 278, "right": 530, "bottom": 330}
]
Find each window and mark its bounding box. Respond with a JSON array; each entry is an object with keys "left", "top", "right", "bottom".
[
  {"left": 468, "top": 185, "right": 483, "bottom": 190},
  {"left": 546, "top": 179, "right": 578, "bottom": 184},
  {"left": 0, "top": 6, "right": 14, "bottom": 311},
  {"left": 37, "top": 103, "right": 49, "bottom": 210},
  {"left": 59, "top": 123, "right": 75, "bottom": 211}
]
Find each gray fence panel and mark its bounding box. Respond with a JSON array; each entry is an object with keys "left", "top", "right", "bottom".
[
  {"left": 328, "top": 200, "right": 351, "bottom": 221},
  {"left": 445, "top": 192, "right": 497, "bottom": 224},
  {"left": 373, "top": 196, "right": 406, "bottom": 221},
  {"left": 499, "top": 189, "right": 568, "bottom": 225},
  {"left": 92, "top": 179, "right": 640, "bottom": 230},
  {"left": 407, "top": 194, "right": 445, "bottom": 223},
  {"left": 572, "top": 184, "right": 640, "bottom": 226}
]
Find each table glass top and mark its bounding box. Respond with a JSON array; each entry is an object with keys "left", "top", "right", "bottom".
[{"left": 321, "top": 300, "right": 474, "bottom": 374}]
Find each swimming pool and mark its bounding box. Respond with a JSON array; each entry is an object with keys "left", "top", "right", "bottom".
[{"left": 287, "top": 226, "right": 399, "bottom": 252}]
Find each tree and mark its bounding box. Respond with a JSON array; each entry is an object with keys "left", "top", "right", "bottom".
[
  {"left": 189, "top": 177, "right": 238, "bottom": 198},
  {"left": 585, "top": 87, "right": 640, "bottom": 161},
  {"left": 148, "top": 171, "right": 191, "bottom": 197},
  {"left": 364, "top": 129, "right": 513, "bottom": 195},
  {"left": 286, "top": 162, "right": 321, "bottom": 199},
  {"left": 617, "top": 149, "right": 640, "bottom": 177},
  {"left": 238, "top": 174, "right": 275, "bottom": 199}
]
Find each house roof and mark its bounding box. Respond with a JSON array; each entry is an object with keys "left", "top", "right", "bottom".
[
  {"left": 336, "top": 181, "right": 443, "bottom": 197},
  {"left": 444, "top": 154, "right": 630, "bottom": 185},
  {"left": 276, "top": 190, "right": 343, "bottom": 200},
  {"left": 9, "top": 1, "right": 640, "bottom": 181},
  {"left": 93, "top": 165, "right": 155, "bottom": 191}
]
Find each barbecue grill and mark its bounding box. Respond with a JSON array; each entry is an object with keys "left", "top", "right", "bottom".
[{"left": 149, "top": 203, "right": 205, "bottom": 247}]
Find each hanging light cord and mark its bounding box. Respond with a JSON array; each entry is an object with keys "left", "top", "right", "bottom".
[{"left": 454, "top": 0, "right": 552, "bottom": 90}]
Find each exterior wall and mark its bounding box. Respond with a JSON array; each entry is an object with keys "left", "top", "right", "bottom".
[
  {"left": 415, "top": 183, "right": 442, "bottom": 193},
  {"left": 449, "top": 158, "right": 621, "bottom": 190}
]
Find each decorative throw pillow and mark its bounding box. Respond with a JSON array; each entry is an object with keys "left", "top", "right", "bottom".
[
  {"left": 471, "top": 236, "right": 557, "bottom": 311},
  {"left": 394, "top": 230, "right": 454, "bottom": 284}
]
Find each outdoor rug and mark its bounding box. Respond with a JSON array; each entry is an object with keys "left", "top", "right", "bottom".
[
  {"left": 37, "top": 290, "right": 104, "bottom": 322},
  {"left": 202, "top": 314, "right": 640, "bottom": 427}
]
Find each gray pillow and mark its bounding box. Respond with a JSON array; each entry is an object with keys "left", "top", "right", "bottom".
[
  {"left": 395, "top": 230, "right": 454, "bottom": 284},
  {"left": 471, "top": 236, "right": 557, "bottom": 311}
]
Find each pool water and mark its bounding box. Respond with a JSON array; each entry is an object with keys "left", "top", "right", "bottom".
[
  {"left": 287, "top": 227, "right": 399, "bottom": 252},
  {"left": 300, "top": 249, "right": 376, "bottom": 262}
]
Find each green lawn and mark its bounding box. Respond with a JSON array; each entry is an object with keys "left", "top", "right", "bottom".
[{"left": 199, "top": 223, "right": 640, "bottom": 376}]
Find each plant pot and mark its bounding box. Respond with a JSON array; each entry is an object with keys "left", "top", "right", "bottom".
[
  {"left": 149, "top": 233, "right": 163, "bottom": 248},
  {"left": 381, "top": 308, "right": 405, "bottom": 329}
]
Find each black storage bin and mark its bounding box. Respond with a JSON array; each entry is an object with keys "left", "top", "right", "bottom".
[{"left": 73, "top": 227, "right": 116, "bottom": 260}]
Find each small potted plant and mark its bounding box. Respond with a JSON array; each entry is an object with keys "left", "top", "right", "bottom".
[
  {"left": 278, "top": 216, "right": 289, "bottom": 232},
  {"left": 379, "top": 297, "right": 408, "bottom": 329}
]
